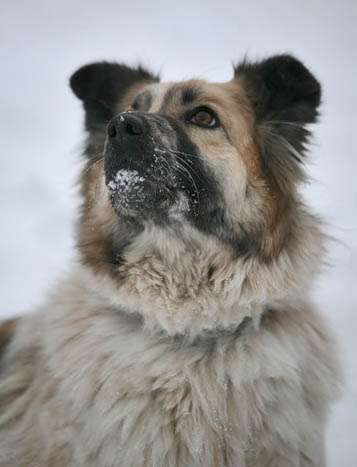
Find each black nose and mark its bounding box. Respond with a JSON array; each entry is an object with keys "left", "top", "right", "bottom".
[{"left": 107, "top": 113, "right": 146, "bottom": 139}]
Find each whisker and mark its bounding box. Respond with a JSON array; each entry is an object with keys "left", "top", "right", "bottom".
[
  {"left": 155, "top": 146, "right": 201, "bottom": 178},
  {"left": 82, "top": 156, "right": 104, "bottom": 175},
  {"left": 153, "top": 145, "right": 201, "bottom": 202},
  {"left": 174, "top": 161, "right": 201, "bottom": 202},
  {"left": 154, "top": 146, "right": 198, "bottom": 160}
]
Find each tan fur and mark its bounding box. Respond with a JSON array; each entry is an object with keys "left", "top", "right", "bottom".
[
  {"left": 79, "top": 157, "right": 117, "bottom": 275},
  {"left": 0, "top": 319, "right": 17, "bottom": 358},
  {"left": 0, "top": 73, "right": 342, "bottom": 466}
]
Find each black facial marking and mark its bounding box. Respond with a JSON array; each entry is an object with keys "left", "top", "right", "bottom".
[
  {"left": 161, "top": 85, "right": 178, "bottom": 108},
  {"left": 165, "top": 116, "right": 219, "bottom": 215},
  {"left": 164, "top": 117, "right": 258, "bottom": 256},
  {"left": 181, "top": 86, "right": 200, "bottom": 105},
  {"left": 132, "top": 91, "right": 153, "bottom": 111},
  {"left": 102, "top": 108, "right": 259, "bottom": 258}
]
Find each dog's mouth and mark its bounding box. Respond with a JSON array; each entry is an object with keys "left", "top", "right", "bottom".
[
  {"left": 104, "top": 112, "right": 194, "bottom": 218},
  {"left": 106, "top": 165, "right": 178, "bottom": 216},
  {"left": 104, "top": 111, "right": 217, "bottom": 222}
]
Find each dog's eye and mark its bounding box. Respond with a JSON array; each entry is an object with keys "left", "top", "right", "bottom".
[{"left": 187, "top": 107, "right": 219, "bottom": 129}]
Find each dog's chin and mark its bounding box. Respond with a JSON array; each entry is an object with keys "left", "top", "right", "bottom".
[{"left": 107, "top": 168, "right": 177, "bottom": 218}]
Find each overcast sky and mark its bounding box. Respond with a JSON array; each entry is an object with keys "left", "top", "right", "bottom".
[{"left": 1, "top": 1, "right": 356, "bottom": 464}]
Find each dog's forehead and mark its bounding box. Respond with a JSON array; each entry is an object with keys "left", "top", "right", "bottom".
[
  {"left": 133, "top": 79, "right": 249, "bottom": 121},
  {"left": 139, "top": 80, "right": 230, "bottom": 111},
  {"left": 143, "top": 82, "right": 175, "bottom": 112}
]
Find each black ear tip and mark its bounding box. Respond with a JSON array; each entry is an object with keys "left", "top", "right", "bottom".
[
  {"left": 69, "top": 62, "right": 100, "bottom": 100},
  {"left": 234, "top": 53, "right": 322, "bottom": 127},
  {"left": 69, "top": 61, "right": 116, "bottom": 100},
  {"left": 69, "top": 64, "right": 89, "bottom": 100},
  {"left": 263, "top": 54, "right": 321, "bottom": 103},
  {"left": 69, "top": 61, "right": 159, "bottom": 102}
]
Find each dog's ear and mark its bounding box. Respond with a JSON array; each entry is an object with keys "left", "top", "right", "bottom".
[
  {"left": 234, "top": 54, "right": 321, "bottom": 189},
  {"left": 70, "top": 62, "right": 159, "bottom": 130},
  {"left": 234, "top": 54, "right": 321, "bottom": 125}
]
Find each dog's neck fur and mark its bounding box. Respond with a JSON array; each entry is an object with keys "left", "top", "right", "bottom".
[{"left": 80, "top": 204, "right": 325, "bottom": 340}]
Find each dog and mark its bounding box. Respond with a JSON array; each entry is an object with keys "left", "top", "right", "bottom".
[{"left": 0, "top": 54, "right": 341, "bottom": 466}]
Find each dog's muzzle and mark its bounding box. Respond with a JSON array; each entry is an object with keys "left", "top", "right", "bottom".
[{"left": 104, "top": 112, "right": 177, "bottom": 216}]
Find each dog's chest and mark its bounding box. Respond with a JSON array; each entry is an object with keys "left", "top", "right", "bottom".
[{"left": 51, "top": 312, "right": 306, "bottom": 467}]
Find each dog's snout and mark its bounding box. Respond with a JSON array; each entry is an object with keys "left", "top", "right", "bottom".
[{"left": 107, "top": 113, "right": 146, "bottom": 139}]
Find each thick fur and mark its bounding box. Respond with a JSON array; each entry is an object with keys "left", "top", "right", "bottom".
[{"left": 0, "top": 54, "right": 341, "bottom": 466}]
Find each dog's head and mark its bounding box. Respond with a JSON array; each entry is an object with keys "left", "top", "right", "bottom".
[{"left": 70, "top": 55, "right": 324, "bottom": 335}]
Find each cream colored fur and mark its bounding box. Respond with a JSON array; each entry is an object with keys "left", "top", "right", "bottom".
[{"left": 0, "top": 204, "right": 341, "bottom": 466}]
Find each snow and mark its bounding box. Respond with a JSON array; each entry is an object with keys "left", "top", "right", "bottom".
[
  {"left": 107, "top": 169, "right": 145, "bottom": 193},
  {"left": 1, "top": 1, "right": 356, "bottom": 465},
  {"left": 107, "top": 168, "right": 146, "bottom": 210}
]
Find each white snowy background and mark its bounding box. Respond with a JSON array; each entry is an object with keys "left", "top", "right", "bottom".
[{"left": 1, "top": 1, "right": 356, "bottom": 465}]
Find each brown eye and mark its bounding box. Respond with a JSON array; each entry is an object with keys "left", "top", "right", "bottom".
[{"left": 188, "top": 107, "right": 219, "bottom": 128}]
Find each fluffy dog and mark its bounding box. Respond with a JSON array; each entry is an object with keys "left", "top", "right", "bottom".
[{"left": 0, "top": 54, "right": 341, "bottom": 466}]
